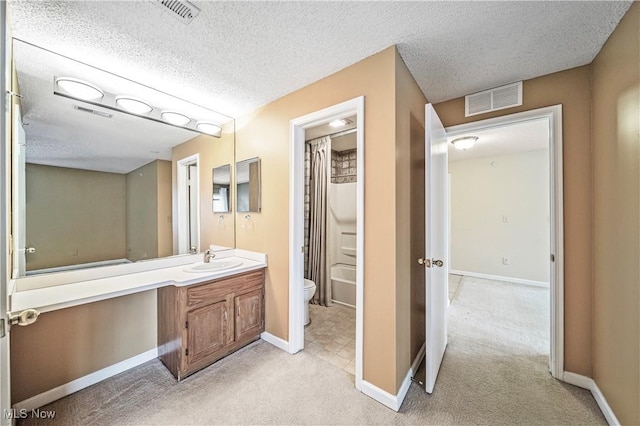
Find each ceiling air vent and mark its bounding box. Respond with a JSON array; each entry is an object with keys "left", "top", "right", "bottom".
[
  {"left": 73, "top": 105, "right": 113, "bottom": 118},
  {"left": 465, "top": 82, "right": 523, "bottom": 117},
  {"left": 154, "top": 0, "right": 201, "bottom": 24}
]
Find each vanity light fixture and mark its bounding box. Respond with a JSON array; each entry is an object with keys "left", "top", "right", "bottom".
[
  {"left": 196, "top": 122, "right": 222, "bottom": 135},
  {"left": 161, "top": 111, "right": 191, "bottom": 126},
  {"left": 56, "top": 77, "right": 104, "bottom": 101},
  {"left": 115, "top": 96, "right": 153, "bottom": 114},
  {"left": 451, "top": 136, "right": 478, "bottom": 150}
]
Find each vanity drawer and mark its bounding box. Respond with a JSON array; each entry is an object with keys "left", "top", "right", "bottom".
[{"left": 186, "top": 269, "right": 265, "bottom": 308}]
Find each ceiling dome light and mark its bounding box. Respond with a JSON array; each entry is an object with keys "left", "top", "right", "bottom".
[
  {"left": 115, "top": 96, "right": 153, "bottom": 114},
  {"left": 161, "top": 111, "right": 191, "bottom": 126},
  {"left": 56, "top": 77, "right": 104, "bottom": 100},
  {"left": 196, "top": 122, "right": 222, "bottom": 135},
  {"left": 329, "top": 119, "right": 347, "bottom": 128},
  {"left": 451, "top": 136, "right": 478, "bottom": 150}
]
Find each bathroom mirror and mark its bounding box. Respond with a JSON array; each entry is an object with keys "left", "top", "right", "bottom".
[
  {"left": 236, "top": 157, "right": 261, "bottom": 213},
  {"left": 213, "top": 164, "right": 232, "bottom": 213},
  {"left": 11, "top": 39, "right": 236, "bottom": 278}
]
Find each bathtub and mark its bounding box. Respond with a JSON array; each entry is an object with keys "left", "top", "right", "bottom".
[{"left": 331, "top": 263, "right": 356, "bottom": 307}]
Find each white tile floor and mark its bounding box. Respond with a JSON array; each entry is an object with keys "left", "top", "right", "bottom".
[{"left": 304, "top": 303, "right": 356, "bottom": 375}]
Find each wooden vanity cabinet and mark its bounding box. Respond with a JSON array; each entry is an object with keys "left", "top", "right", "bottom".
[{"left": 157, "top": 269, "right": 265, "bottom": 380}]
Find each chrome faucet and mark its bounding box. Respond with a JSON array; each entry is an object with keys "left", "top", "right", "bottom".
[{"left": 204, "top": 249, "right": 215, "bottom": 263}]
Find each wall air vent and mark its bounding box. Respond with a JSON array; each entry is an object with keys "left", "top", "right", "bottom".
[
  {"left": 154, "top": 0, "right": 201, "bottom": 24},
  {"left": 73, "top": 105, "right": 113, "bottom": 118},
  {"left": 465, "top": 82, "right": 523, "bottom": 117}
]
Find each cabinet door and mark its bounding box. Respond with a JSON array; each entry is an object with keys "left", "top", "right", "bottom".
[
  {"left": 186, "top": 301, "right": 228, "bottom": 367},
  {"left": 235, "top": 288, "right": 264, "bottom": 342}
]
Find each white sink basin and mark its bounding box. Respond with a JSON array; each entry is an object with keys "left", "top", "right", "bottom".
[{"left": 183, "top": 259, "right": 244, "bottom": 273}]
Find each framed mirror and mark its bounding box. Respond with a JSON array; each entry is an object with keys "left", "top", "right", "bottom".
[
  {"left": 236, "top": 157, "right": 261, "bottom": 213},
  {"left": 213, "top": 164, "right": 232, "bottom": 213},
  {"left": 11, "top": 39, "right": 236, "bottom": 278}
]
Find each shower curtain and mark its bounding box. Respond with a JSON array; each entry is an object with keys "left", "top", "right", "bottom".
[{"left": 307, "top": 136, "right": 331, "bottom": 306}]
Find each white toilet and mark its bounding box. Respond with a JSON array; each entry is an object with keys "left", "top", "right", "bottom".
[{"left": 303, "top": 278, "right": 317, "bottom": 326}]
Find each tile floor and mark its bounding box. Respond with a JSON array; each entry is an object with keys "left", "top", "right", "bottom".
[{"left": 304, "top": 303, "right": 356, "bottom": 375}]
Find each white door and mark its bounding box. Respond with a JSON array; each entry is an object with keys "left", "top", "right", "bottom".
[
  {"left": 12, "top": 105, "right": 26, "bottom": 277},
  {"left": 188, "top": 164, "right": 199, "bottom": 252},
  {"left": 423, "top": 103, "right": 449, "bottom": 393},
  {"left": 1, "top": 1, "right": 12, "bottom": 420}
]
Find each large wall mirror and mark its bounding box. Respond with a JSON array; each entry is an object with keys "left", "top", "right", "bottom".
[{"left": 12, "top": 39, "right": 236, "bottom": 278}]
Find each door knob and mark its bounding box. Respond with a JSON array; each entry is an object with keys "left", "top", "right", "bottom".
[{"left": 432, "top": 259, "right": 444, "bottom": 268}]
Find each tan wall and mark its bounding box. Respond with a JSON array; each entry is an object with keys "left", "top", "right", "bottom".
[
  {"left": 25, "top": 164, "right": 127, "bottom": 270},
  {"left": 10, "top": 291, "right": 157, "bottom": 403},
  {"left": 235, "top": 46, "right": 398, "bottom": 393},
  {"left": 126, "top": 161, "right": 159, "bottom": 261},
  {"left": 172, "top": 122, "right": 235, "bottom": 252},
  {"left": 394, "top": 50, "right": 427, "bottom": 387},
  {"left": 435, "top": 65, "right": 593, "bottom": 376},
  {"left": 591, "top": 3, "right": 640, "bottom": 424},
  {"left": 156, "top": 160, "right": 173, "bottom": 258},
  {"left": 125, "top": 159, "right": 173, "bottom": 261},
  {"left": 449, "top": 149, "right": 550, "bottom": 283}
]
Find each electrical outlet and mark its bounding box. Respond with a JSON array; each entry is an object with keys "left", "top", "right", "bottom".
[{"left": 502, "top": 257, "right": 510, "bottom": 265}]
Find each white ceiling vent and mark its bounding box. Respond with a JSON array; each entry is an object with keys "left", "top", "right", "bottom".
[
  {"left": 465, "top": 82, "right": 523, "bottom": 117},
  {"left": 73, "top": 105, "right": 113, "bottom": 118},
  {"left": 154, "top": 0, "right": 201, "bottom": 24}
]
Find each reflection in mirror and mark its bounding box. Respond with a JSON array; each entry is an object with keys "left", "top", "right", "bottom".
[
  {"left": 236, "top": 158, "right": 261, "bottom": 213},
  {"left": 213, "top": 165, "right": 231, "bottom": 213},
  {"left": 12, "top": 39, "right": 235, "bottom": 278}
]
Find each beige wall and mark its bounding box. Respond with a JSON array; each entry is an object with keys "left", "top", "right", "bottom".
[
  {"left": 25, "top": 164, "right": 126, "bottom": 270},
  {"left": 449, "top": 150, "right": 550, "bottom": 283},
  {"left": 435, "top": 65, "right": 593, "bottom": 376},
  {"left": 156, "top": 160, "right": 173, "bottom": 258},
  {"left": 126, "top": 160, "right": 173, "bottom": 261},
  {"left": 10, "top": 291, "right": 157, "bottom": 403},
  {"left": 172, "top": 123, "right": 235, "bottom": 252},
  {"left": 591, "top": 3, "right": 640, "bottom": 424},
  {"left": 235, "top": 46, "right": 400, "bottom": 393},
  {"left": 394, "top": 50, "right": 428, "bottom": 388}
]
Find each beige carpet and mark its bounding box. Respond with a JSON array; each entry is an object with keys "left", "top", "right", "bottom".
[{"left": 18, "top": 276, "right": 605, "bottom": 425}]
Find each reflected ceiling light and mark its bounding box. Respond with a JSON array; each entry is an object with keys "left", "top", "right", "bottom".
[
  {"left": 329, "top": 119, "right": 348, "bottom": 128},
  {"left": 115, "top": 96, "right": 153, "bottom": 114},
  {"left": 56, "top": 77, "right": 104, "bottom": 100},
  {"left": 161, "top": 111, "right": 191, "bottom": 126},
  {"left": 196, "top": 122, "right": 222, "bottom": 135},
  {"left": 451, "top": 136, "right": 478, "bottom": 150}
]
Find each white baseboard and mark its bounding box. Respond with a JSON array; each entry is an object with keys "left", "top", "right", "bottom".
[
  {"left": 260, "top": 332, "right": 290, "bottom": 353},
  {"left": 360, "top": 342, "right": 426, "bottom": 412},
  {"left": 450, "top": 270, "right": 549, "bottom": 288},
  {"left": 563, "top": 371, "right": 620, "bottom": 426},
  {"left": 13, "top": 348, "right": 158, "bottom": 411}
]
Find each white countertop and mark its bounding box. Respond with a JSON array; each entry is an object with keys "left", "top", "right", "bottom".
[{"left": 10, "top": 249, "right": 267, "bottom": 314}]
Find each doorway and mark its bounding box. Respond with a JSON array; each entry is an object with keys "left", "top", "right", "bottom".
[
  {"left": 288, "top": 96, "right": 365, "bottom": 389},
  {"left": 176, "top": 154, "right": 200, "bottom": 255},
  {"left": 444, "top": 105, "right": 564, "bottom": 378}
]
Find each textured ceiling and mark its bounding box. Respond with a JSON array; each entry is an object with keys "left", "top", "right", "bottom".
[
  {"left": 447, "top": 118, "right": 549, "bottom": 162},
  {"left": 9, "top": 0, "right": 632, "bottom": 119}
]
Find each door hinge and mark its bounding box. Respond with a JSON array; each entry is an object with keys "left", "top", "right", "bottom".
[
  {"left": 551, "top": 254, "right": 555, "bottom": 262},
  {"left": 0, "top": 318, "right": 5, "bottom": 338},
  {"left": 185, "top": 348, "right": 189, "bottom": 356},
  {"left": 185, "top": 321, "right": 189, "bottom": 329}
]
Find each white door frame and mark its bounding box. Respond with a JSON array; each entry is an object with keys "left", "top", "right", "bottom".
[
  {"left": 444, "top": 105, "right": 564, "bottom": 379},
  {"left": 288, "top": 96, "right": 365, "bottom": 390},
  {"left": 176, "top": 154, "right": 200, "bottom": 254}
]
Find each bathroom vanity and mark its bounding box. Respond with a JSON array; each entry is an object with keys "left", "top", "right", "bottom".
[{"left": 157, "top": 268, "right": 265, "bottom": 380}]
